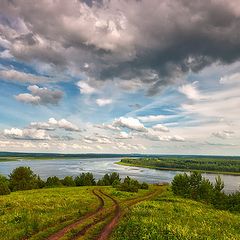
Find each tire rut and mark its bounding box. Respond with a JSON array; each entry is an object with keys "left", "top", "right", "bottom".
[
  {"left": 95, "top": 188, "right": 163, "bottom": 240},
  {"left": 70, "top": 190, "right": 118, "bottom": 240},
  {"left": 46, "top": 189, "right": 105, "bottom": 240}
]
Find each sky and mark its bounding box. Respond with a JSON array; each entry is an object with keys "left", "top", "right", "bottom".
[{"left": 0, "top": 0, "right": 240, "bottom": 155}]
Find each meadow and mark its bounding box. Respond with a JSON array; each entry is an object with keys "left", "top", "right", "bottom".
[
  {"left": 0, "top": 185, "right": 155, "bottom": 240},
  {"left": 0, "top": 187, "right": 99, "bottom": 240},
  {"left": 112, "top": 189, "right": 240, "bottom": 240}
]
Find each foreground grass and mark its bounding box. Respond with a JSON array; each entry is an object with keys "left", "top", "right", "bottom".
[
  {"left": 0, "top": 186, "right": 153, "bottom": 240},
  {"left": 0, "top": 187, "right": 98, "bottom": 240},
  {"left": 111, "top": 189, "right": 240, "bottom": 240}
]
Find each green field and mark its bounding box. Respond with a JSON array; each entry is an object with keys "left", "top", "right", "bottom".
[
  {"left": 112, "top": 189, "right": 240, "bottom": 240},
  {"left": 0, "top": 184, "right": 239, "bottom": 240},
  {"left": 0, "top": 185, "right": 156, "bottom": 240},
  {"left": 0, "top": 187, "right": 99, "bottom": 240},
  {"left": 118, "top": 156, "right": 240, "bottom": 175}
]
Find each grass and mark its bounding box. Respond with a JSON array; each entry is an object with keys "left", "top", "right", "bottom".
[
  {"left": 0, "top": 187, "right": 98, "bottom": 240},
  {"left": 0, "top": 186, "right": 153, "bottom": 240},
  {"left": 111, "top": 189, "right": 240, "bottom": 240}
]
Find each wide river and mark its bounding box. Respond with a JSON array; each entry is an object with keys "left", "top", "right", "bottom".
[{"left": 0, "top": 158, "right": 239, "bottom": 193}]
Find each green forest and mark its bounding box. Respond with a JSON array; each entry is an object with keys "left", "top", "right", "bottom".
[{"left": 119, "top": 156, "right": 240, "bottom": 174}]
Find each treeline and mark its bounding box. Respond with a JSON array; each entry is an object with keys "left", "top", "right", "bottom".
[
  {"left": 0, "top": 167, "right": 148, "bottom": 195},
  {"left": 121, "top": 157, "right": 240, "bottom": 173},
  {"left": 172, "top": 172, "right": 240, "bottom": 212}
]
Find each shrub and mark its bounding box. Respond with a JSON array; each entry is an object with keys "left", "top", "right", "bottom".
[
  {"left": 117, "top": 176, "right": 140, "bottom": 192},
  {"left": 141, "top": 182, "right": 149, "bottom": 190},
  {"left": 112, "top": 179, "right": 121, "bottom": 188},
  {"left": 45, "top": 176, "right": 62, "bottom": 187},
  {"left": 61, "top": 176, "right": 75, "bottom": 186},
  {"left": 0, "top": 175, "right": 10, "bottom": 195},
  {"left": 97, "top": 172, "right": 121, "bottom": 186},
  {"left": 75, "top": 172, "right": 96, "bottom": 186},
  {"left": 171, "top": 172, "right": 240, "bottom": 213}
]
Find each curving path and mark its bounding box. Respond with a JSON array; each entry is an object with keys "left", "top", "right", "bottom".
[
  {"left": 37, "top": 187, "right": 163, "bottom": 240},
  {"left": 46, "top": 189, "right": 105, "bottom": 240}
]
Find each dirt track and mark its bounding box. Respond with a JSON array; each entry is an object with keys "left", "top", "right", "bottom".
[
  {"left": 44, "top": 187, "right": 162, "bottom": 240},
  {"left": 94, "top": 188, "right": 162, "bottom": 240},
  {"left": 46, "top": 189, "right": 105, "bottom": 240}
]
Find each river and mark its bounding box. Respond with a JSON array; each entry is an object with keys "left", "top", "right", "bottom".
[{"left": 0, "top": 158, "right": 239, "bottom": 193}]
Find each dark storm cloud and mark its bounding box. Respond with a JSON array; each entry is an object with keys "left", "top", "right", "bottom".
[{"left": 1, "top": 0, "right": 240, "bottom": 94}]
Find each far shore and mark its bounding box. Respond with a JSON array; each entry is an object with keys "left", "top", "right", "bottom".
[{"left": 115, "top": 161, "right": 240, "bottom": 176}]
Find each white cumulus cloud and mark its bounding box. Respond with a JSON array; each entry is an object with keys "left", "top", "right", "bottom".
[{"left": 113, "top": 117, "right": 146, "bottom": 132}]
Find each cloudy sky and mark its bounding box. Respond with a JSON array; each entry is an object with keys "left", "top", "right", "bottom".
[{"left": 0, "top": 0, "right": 240, "bottom": 155}]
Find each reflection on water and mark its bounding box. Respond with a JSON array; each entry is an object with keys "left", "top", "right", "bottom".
[{"left": 0, "top": 158, "right": 239, "bottom": 193}]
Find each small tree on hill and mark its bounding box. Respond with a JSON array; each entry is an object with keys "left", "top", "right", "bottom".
[
  {"left": 9, "top": 167, "right": 41, "bottom": 191},
  {"left": 46, "top": 176, "right": 62, "bottom": 187},
  {"left": 0, "top": 175, "right": 10, "bottom": 195},
  {"left": 61, "top": 176, "right": 76, "bottom": 186},
  {"left": 75, "top": 172, "right": 96, "bottom": 186},
  {"left": 118, "top": 176, "right": 140, "bottom": 192}
]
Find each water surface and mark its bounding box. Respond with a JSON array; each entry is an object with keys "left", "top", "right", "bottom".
[{"left": 0, "top": 158, "right": 239, "bottom": 193}]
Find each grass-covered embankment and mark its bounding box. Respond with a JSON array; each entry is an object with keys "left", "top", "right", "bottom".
[
  {"left": 111, "top": 189, "right": 240, "bottom": 240},
  {"left": 0, "top": 187, "right": 98, "bottom": 240},
  {"left": 0, "top": 185, "right": 155, "bottom": 240},
  {"left": 117, "top": 156, "right": 240, "bottom": 175}
]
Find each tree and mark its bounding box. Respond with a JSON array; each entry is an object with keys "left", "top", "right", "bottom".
[
  {"left": 75, "top": 173, "right": 96, "bottom": 186},
  {"left": 109, "top": 172, "right": 121, "bottom": 185},
  {"left": 0, "top": 175, "right": 10, "bottom": 195},
  {"left": 61, "top": 176, "right": 75, "bottom": 186},
  {"left": 118, "top": 176, "right": 140, "bottom": 192},
  {"left": 9, "top": 167, "right": 41, "bottom": 191},
  {"left": 212, "top": 176, "right": 226, "bottom": 208},
  {"left": 189, "top": 172, "right": 203, "bottom": 200},
  {"left": 171, "top": 173, "right": 190, "bottom": 197},
  {"left": 112, "top": 179, "right": 121, "bottom": 188},
  {"left": 46, "top": 176, "right": 62, "bottom": 187},
  {"left": 141, "top": 182, "right": 149, "bottom": 190}
]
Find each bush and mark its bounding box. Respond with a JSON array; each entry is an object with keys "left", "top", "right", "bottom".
[
  {"left": 141, "top": 182, "right": 149, "bottom": 190},
  {"left": 97, "top": 172, "right": 121, "bottom": 186},
  {"left": 9, "top": 167, "right": 41, "bottom": 191},
  {"left": 61, "top": 176, "right": 75, "bottom": 186},
  {"left": 117, "top": 176, "right": 140, "bottom": 192},
  {"left": 0, "top": 175, "right": 10, "bottom": 195},
  {"left": 75, "top": 172, "right": 96, "bottom": 186},
  {"left": 112, "top": 179, "right": 121, "bottom": 188},
  {"left": 171, "top": 172, "right": 240, "bottom": 213},
  {"left": 45, "top": 176, "right": 62, "bottom": 187}
]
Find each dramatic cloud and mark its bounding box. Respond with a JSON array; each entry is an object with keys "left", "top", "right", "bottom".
[
  {"left": 0, "top": 69, "right": 53, "bottom": 83},
  {"left": 77, "top": 81, "right": 97, "bottom": 95},
  {"left": 212, "top": 130, "right": 234, "bottom": 139},
  {"left": 96, "top": 98, "right": 112, "bottom": 106},
  {"left": 116, "top": 131, "right": 132, "bottom": 139},
  {"left": 30, "top": 118, "right": 80, "bottom": 132},
  {"left": 15, "top": 85, "right": 63, "bottom": 105},
  {"left": 220, "top": 73, "right": 240, "bottom": 85},
  {"left": 179, "top": 83, "right": 202, "bottom": 100},
  {"left": 152, "top": 124, "right": 169, "bottom": 132},
  {"left": 142, "top": 129, "right": 185, "bottom": 142},
  {"left": 138, "top": 115, "right": 167, "bottom": 122},
  {"left": 113, "top": 117, "right": 146, "bottom": 132},
  {"left": 2, "top": 0, "right": 240, "bottom": 94},
  {"left": 4, "top": 128, "right": 50, "bottom": 140}
]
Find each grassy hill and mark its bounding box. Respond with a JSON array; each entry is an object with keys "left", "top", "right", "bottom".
[
  {"left": 0, "top": 185, "right": 156, "bottom": 240},
  {"left": 1, "top": 185, "right": 239, "bottom": 240},
  {"left": 112, "top": 189, "right": 240, "bottom": 240}
]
